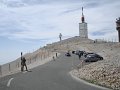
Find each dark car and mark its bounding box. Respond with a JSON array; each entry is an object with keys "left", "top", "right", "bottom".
[
  {"left": 84, "top": 56, "right": 98, "bottom": 62},
  {"left": 84, "top": 53, "right": 103, "bottom": 62},
  {"left": 86, "top": 53, "right": 103, "bottom": 60},
  {"left": 65, "top": 52, "right": 71, "bottom": 57},
  {"left": 83, "top": 52, "right": 94, "bottom": 58},
  {"left": 75, "top": 50, "right": 85, "bottom": 56},
  {"left": 75, "top": 50, "right": 80, "bottom": 55}
]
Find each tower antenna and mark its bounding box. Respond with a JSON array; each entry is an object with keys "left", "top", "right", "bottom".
[
  {"left": 81, "top": 7, "right": 85, "bottom": 23},
  {"left": 82, "top": 7, "right": 83, "bottom": 16}
]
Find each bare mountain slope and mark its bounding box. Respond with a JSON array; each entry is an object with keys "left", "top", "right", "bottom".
[{"left": 46, "top": 36, "right": 120, "bottom": 89}]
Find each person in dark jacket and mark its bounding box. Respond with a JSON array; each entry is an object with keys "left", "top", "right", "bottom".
[
  {"left": 21, "top": 57, "right": 28, "bottom": 71},
  {"left": 78, "top": 53, "right": 82, "bottom": 60},
  {"left": 56, "top": 53, "right": 58, "bottom": 57}
]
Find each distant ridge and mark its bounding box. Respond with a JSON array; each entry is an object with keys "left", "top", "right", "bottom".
[{"left": 45, "top": 36, "right": 93, "bottom": 52}]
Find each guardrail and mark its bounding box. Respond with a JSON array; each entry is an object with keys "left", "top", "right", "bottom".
[{"left": 0, "top": 49, "right": 57, "bottom": 78}]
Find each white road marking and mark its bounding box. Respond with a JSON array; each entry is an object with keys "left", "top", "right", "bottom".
[
  {"left": 22, "top": 71, "right": 27, "bottom": 73},
  {"left": 7, "top": 78, "right": 14, "bottom": 87}
]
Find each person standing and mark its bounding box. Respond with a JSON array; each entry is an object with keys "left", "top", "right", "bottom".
[
  {"left": 21, "top": 57, "right": 28, "bottom": 72},
  {"left": 78, "top": 52, "right": 82, "bottom": 60},
  {"left": 56, "top": 53, "right": 58, "bottom": 57},
  {"left": 59, "top": 33, "right": 62, "bottom": 41}
]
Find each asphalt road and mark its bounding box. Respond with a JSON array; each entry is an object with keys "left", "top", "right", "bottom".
[{"left": 0, "top": 53, "right": 109, "bottom": 90}]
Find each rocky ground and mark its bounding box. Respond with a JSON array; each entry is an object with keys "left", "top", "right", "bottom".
[
  {"left": 70, "top": 39, "right": 120, "bottom": 90},
  {"left": 46, "top": 36, "right": 120, "bottom": 90}
]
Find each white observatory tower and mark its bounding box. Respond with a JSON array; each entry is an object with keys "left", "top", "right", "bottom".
[{"left": 79, "top": 7, "right": 88, "bottom": 38}]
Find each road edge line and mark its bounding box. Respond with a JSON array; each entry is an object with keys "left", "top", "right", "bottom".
[{"left": 69, "top": 71, "right": 111, "bottom": 90}]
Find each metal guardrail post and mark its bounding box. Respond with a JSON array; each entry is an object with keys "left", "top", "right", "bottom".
[
  {"left": 47, "top": 52, "right": 48, "bottom": 58},
  {"left": 35, "top": 56, "right": 37, "bottom": 62},
  {"left": 29, "top": 58, "right": 31, "bottom": 64},
  {"left": 18, "top": 62, "right": 19, "bottom": 68},
  {"left": 41, "top": 54, "right": 42, "bottom": 60},
  {"left": 0, "top": 65, "right": 2, "bottom": 76},
  {"left": 9, "top": 64, "right": 11, "bottom": 72},
  {"left": 16, "top": 62, "right": 18, "bottom": 68},
  {"left": 44, "top": 54, "right": 45, "bottom": 59}
]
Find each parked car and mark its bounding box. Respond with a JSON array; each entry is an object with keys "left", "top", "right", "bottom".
[
  {"left": 88, "top": 54, "right": 103, "bottom": 60},
  {"left": 65, "top": 52, "right": 71, "bottom": 57},
  {"left": 72, "top": 51, "right": 75, "bottom": 54},
  {"left": 75, "top": 50, "right": 85, "bottom": 56},
  {"left": 84, "top": 56, "right": 98, "bottom": 62},
  {"left": 86, "top": 53, "right": 103, "bottom": 60},
  {"left": 84, "top": 53, "right": 103, "bottom": 62},
  {"left": 75, "top": 50, "right": 80, "bottom": 55},
  {"left": 83, "top": 52, "right": 94, "bottom": 58}
]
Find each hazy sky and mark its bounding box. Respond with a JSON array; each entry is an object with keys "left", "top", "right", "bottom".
[{"left": 0, "top": 0, "right": 120, "bottom": 64}]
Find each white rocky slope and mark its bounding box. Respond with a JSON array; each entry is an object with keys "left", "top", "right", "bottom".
[
  {"left": 46, "top": 36, "right": 120, "bottom": 90},
  {"left": 71, "top": 42, "right": 120, "bottom": 90}
]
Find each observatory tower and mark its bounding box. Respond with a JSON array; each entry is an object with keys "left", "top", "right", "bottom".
[
  {"left": 116, "top": 17, "right": 120, "bottom": 42},
  {"left": 79, "top": 7, "right": 88, "bottom": 38}
]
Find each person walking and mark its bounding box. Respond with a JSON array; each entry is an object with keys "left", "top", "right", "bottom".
[
  {"left": 21, "top": 57, "right": 28, "bottom": 72},
  {"left": 56, "top": 53, "right": 58, "bottom": 57}
]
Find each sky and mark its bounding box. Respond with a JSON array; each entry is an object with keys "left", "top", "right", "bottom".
[{"left": 0, "top": 0, "right": 120, "bottom": 65}]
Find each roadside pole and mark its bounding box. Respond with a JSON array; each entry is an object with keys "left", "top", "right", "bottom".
[
  {"left": 9, "top": 64, "right": 11, "bottom": 72},
  {"left": 21, "top": 52, "right": 23, "bottom": 60},
  {"left": 21, "top": 52, "right": 23, "bottom": 71},
  {"left": 71, "top": 53, "right": 74, "bottom": 70},
  {"left": 0, "top": 65, "right": 2, "bottom": 76}
]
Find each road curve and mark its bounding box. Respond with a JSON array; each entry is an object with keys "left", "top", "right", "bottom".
[{"left": 0, "top": 53, "right": 109, "bottom": 90}]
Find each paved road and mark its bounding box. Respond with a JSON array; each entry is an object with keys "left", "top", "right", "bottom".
[{"left": 0, "top": 53, "right": 109, "bottom": 90}]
